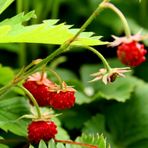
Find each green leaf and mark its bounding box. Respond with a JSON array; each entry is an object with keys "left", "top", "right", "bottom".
[
  {"left": 104, "top": 83, "right": 148, "bottom": 148},
  {"left": 0, "top": 12, "right": 107, "bottom": 46},
  {"left": 0, "top": 0, "right": 14, "bottom": 15},
  {"left": 48, "top": 139, "right": 56, "bottom": 148},
  {"left": 0, "top": 66, "right": 14, "bottom": 85},
  {"left": 59, "top": 109, "right": 91, "bottom": 130},
  {"left": 0, "top": 96, "right": 30, "bottom": 136},
  {"left": 82, "top": 114, "right": 107, "bottom": 134},
  {"left": 0, "top": 144, "right": 9, "bottom": 148},
  {"left": 56, "top": 143, "right": 65, "bottom": 148},
  {"left": 76, "top": 133, "right": 110, "bottom": 148},
  {"left": 29, "top": 145, "right": 34, "bottom": 148},
  {"left": 75, "top": 91, "right": 92, "bottom": 105},
  {"left": 39, "top": 140, "right": 47, "bottom": 148}
]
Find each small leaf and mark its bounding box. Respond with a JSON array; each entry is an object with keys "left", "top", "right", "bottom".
[
  {"left": 56, "top": 143, "right": 65, "bottom": 148},
  {"left": 29, "top": 145, "right": 34, "bottom": 148},
  {"left": 48, "top": 139, "right": 56, "bottom": 148},
  {"left": 39, "top": 140, "right": 47, "bottom": 148},
  {"left": 0, "top": 0, "right": 14, "bottom": 15}
]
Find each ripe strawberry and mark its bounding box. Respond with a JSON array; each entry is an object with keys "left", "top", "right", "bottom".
[
  {"left": 48, "top": 82, "right": 76, "bottom": 110},
  {"left": 117, "top": 41, "right": 147, "bottom": 67},
  {"left": 23, "top": 81, "right": 50, "bottom": 106},
  {"left": 23, "top": 72, "right": 56, "bottom": 106},
  {"left": 49, "top": 91, "right": 75, "bottom": 110},
  {"left": 28, "top": 121, "right": 57, "bottom": 144}
]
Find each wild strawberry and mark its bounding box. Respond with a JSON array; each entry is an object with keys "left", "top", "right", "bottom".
[
  {"left": 28, "top": 120, "right": 57, "bottom": 144},
  {"left": 23, "top": 72, "right": 57, "bottom": 106},
  {"left": 49, "top": 82, "right": 76, "bottom": 110},
  {"left": 117, "top": 41, "right": 147, "bottom": 67}
]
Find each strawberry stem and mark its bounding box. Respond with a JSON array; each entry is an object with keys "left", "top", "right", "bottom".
[
  {"left": 54, "top": 139, "right": 98, "bottom": 148},
  {"left": 40, "top": 64, "right": 46, "bottom": 81},
  {"left": 100, "top": 2, "right": 131, "bottom": 38},
  {"left": 49, "top": 69, "right": 63, "bottom": 89},
  {"left": 18, "top": 85, "right": 41, "bottom": 118},
  {"left": 83, "top": 46, "right": 111, "bottom": 72}
]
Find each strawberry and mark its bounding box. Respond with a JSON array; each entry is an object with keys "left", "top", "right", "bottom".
[
  {"left": 117, "top": 41, "right": 147, "bottom": 67},
  {"left": 23, "top": 72, "right": 56, "bottom": 106},
  {"left": 23, "top": 81, "right": 50, "bottom": 106},
  {"left": 28, "top": 120, "right": 57, "bottom": 144},
  {"left": 49, "top": 82, "right": 76, "bottom": 110}
]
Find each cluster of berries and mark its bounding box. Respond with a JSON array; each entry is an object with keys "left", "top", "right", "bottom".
[{"left": 23, "top": 72, "right": 76, "bottom": 144}]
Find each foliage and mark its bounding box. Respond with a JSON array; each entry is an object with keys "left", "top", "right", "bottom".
[{"left": 0, "top": 0, "right": 148, "bottom": 148}]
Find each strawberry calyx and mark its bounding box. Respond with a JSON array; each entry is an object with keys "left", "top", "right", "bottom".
[
  {"left": 49, "top": 81, "right": 76, "bottom": 93},
  {"left": 109, "top": 33, "right": 144, "bottom": 47}
]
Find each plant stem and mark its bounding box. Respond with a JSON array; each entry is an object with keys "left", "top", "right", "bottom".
[
  {"left": 54, "top": 139, "right": 98, "bottom": 148},
  {"left": 70, "top": 3, "right": 105, "bottom": 42},
  {"left": 49, "top": 69, "right": 63, "bottom": 89},
  {"left": 100, "top": 2, "right": 131, "bottom": 38},
  {"left": 18, "top": 85, "right": 41, "bottom": 118},
  {"left": 84, "top": 46, "right": 111, "bottom": 72}
]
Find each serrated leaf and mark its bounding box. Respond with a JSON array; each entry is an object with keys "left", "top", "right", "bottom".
[
  {"left": 0, "top": 0, "right": 14, "bottom": 15},
  {"left": 76, "top": 133, "right": 109, "bottom": 148},
  {"left": 39, "top": 140, "right": 47, "bottom": 148},
  {"left": 104, "top": 83, "right": 148, "bottom": 148},
  {"left": 0, "top": 12, "right": 107, "bottom": 46}
]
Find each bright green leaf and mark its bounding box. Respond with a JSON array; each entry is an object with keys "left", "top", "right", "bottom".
[
  {"left": 48, "top": 139, "right": 56, "bottom": 148},
  {"left": 0, "top": 12, "right": 107, "bottom": 46},
  {"left": 56, "top": 143, "right": 65, "bottom": 148},
  {"left": 39, "top": 140, "right": 47, "bottom": 148},
  {"left": 0, "top": 0, "right": 14, "bottom": 15}
]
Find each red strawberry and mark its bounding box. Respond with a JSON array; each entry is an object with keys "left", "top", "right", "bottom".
[
  {"left": 49, "top": 91, "right": 75, "bottom": 110},
  {"left": 23, "top": 81, "right": 50, "bottom": 106},
  {"left": 117, "top": 41, "right": 147, "bottom": 67},
  {"left": 48, "top": 82, "right": 76, "bottom": 110},
  {"left": 23, "top": 72, "right": 56, "bottom": 106},
  {"left": 28, "top": 120, "right": 57, "bottom": 144}
]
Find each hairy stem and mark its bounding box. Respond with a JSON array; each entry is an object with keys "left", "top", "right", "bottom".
[
  {"left": 18, "top": 85, "right": 41, "bottom": 118},
  {"left": 84, "top": 46, "right": 111, "bottom": 72},
  {"left": 101, "top": 2, "right": 131, "bottom": 38}
]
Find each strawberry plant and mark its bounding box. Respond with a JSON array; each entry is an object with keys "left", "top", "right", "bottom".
[{"left": 0, "top": 0, "right": 148, "bottom": 148}]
